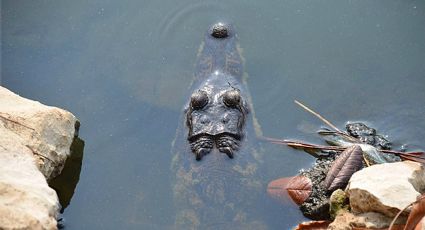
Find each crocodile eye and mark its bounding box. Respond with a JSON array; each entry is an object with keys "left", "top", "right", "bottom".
[
  {"left": 223, "top": 90, "right": 241, "bottom": 108},
  {"left": 190, "top": 90, "right": 209, "bottom": 109}
]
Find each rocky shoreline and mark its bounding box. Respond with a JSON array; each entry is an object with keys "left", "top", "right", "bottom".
[
  {"left": 0, "top": 86, "right": 83, "bottom": 230},
  {"left": 327, "top": 160, "right": 425, "bottom": 229},
  {"left": 267, "top": 119, "right": 425, "bottom": 229},
  {"left": 269, "top": 157, "right": 425, "bottom": 229}
]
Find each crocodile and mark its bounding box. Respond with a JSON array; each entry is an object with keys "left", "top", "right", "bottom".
[{"left": 171, "top": 23, "right": 266, "bottom": 230}]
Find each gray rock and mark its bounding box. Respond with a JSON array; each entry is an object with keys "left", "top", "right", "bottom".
[{"left": 347, "top": 161, "right": 425, "bottom": 217}]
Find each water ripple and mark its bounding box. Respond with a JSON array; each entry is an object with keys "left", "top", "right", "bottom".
[{"left": 157, "top": 2, "right": 225, "bottom": 45}]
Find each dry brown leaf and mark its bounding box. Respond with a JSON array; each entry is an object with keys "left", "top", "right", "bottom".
[
  {"left": 324, "top": 145, "right": 363, "bottom": 192},
  {"left": 294, "top": 220, "right": 331, "bottom": 230},
  {"left": 404, "top": 195, "right": 425, "bottom": 230},
  {"left": 267, "top": 175, "right": 312, "bottom": 205},
  {"left": 267, "top": 176, "right": 294, "bottom": 204},
  {"left": 286, "top": 175, "right": 313, "bottom": 205},
  {"left": 414, "top": 219, "right": 423, "bottom": 230}
]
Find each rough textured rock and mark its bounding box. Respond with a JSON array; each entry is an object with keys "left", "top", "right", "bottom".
[
  {"left": 329, "top": 189, "right": 349, "bottom": 220},
  {"left": 0, "top": 147, "right": 60, "bottom": 229},
  {"left": 328, "top": 211, "right": 406, "bottom": 230},
  {"left": 347, "top": 161, "right": 425, "bottom": 217},
  {"left": 0, "top": 87, "right": 78, "bottom": 180},
  {"left": 298, "top": 151, "right": 341, "bottom": 220},
  {"left": 0, "top": 86, "right": 79, "bottom": 230}
]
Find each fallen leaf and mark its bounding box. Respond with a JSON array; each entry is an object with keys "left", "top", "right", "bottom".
[
  {"left": 294, "top": 220, "right": 331, "bottom": 230},
  {"left": 414, "top": 218, "right": 424, "bottom": 230},
  {"left": 267, "top": 175, "right": 313, "bottom": 205},
  {"left": 267, "top": 176, "right": 294, "bottom": 204},
  {"left": 404, "top": 195, "right": 425, "bottom": 230},
  {"left": 286, "top": 175, "right": 313, "bottom": 205},
  {"left": 324, "top": 145, "right": 363, "bottom": 192}
]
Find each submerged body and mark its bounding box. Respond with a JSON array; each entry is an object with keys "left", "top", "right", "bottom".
[{"left": 171, "top": 23, "right": 265, "bottom": 229}]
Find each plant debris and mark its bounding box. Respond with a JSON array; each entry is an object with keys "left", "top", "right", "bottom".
[
  {"left": 264, "top": 100, "right": 425, "bottom": 163},
  {"left": 389, "top": 194, "right": 425, "bottom": 230},
  {"left": 286, "top": 175, "right": 313, "bottom": 205},
  {"left": 265, "top": 100, "right": 425, "bottom": 220},
  {"left": 294, "top": 220, "right": 331, "bottom": 230},
  {"left": 267, "top": 175, "right": 312, "bottom": 206},
  {"left": 324, "top": 145, "right": 363, "bottom": 192}
]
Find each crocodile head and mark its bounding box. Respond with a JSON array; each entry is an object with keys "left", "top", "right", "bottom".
[{"left": 187, "top": 81, "right": 248, "bottom": 161}]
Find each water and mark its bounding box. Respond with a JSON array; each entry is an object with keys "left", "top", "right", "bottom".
[{"left": 2, "top": 0, "right": 425, "bottom": 229}]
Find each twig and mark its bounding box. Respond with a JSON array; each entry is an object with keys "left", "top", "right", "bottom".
[
  {"left": 262, "top": 136, "right": 425, "bottom": 163},
  {"left": 261, "top": 137, "right": 342, "bottom": 150},
  {"left": 389, "top": 205, "right": 409, "bottom": 230},
  {"left": 388, "top": 196, "right": 425, "bottom": 230},
  {"left": 260, "top": 136, "right": 346, "bottom": 157},
  {"left": 294, "top": 100, "right": 342, "bottom": 133},
  {"left": 399, "top": 155, "right": 425, "bottom": 164},
  {"left": 294, "top": 100, "right": 359, "bottom": 143},
  {"left": 363, "top": 155, "right": 371, "bottom": 167},
  {"left": 380, "top": 149, "right": 425, "bottom": 163},
  {"left": 381, "top": 149, "right": 425, "bottom": 157}
]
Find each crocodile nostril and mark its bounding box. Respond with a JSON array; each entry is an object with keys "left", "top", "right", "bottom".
[{"left": 211, "top": 23, "right": 228, "bottom": 38}]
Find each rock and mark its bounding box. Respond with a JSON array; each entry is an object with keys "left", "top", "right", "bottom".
[
  {"left": 329, "top": 189, "right": 349, "bottom": 220},
  {"left": 0, "top": 86, "right": 80, "bottom": 229},
  {"left": 328, "top": 211, "right": 356, "bottom": 230},
  {"left": 328, "top": 211, "right": 406, "bottom": 230},
  {"left": 0, "top": 87, "right": 78, "bottom": 180},
  {"left": 0, "top": 148, "right": 60, "bottom": 229},
  {"left": 298, "top": 152, "right": 340, "bottom": 220},
  {"left": 347, "top": 161, "right": 425, "bottom": 217}
]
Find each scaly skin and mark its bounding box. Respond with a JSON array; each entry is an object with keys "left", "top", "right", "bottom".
[{"left": 171, "top": 23, "right": 266, "bottom": 230}]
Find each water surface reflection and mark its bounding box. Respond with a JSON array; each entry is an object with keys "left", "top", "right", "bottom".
[{"left": 2, "top": 0, "right": 425, "bottom": 229}]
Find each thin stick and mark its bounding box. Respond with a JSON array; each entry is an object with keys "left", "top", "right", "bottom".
[
  {"left": 388, "top": 196, "right": 424, "bottom": 230},
  {"left": 294, "top": 100, "right": 342, "bottom": 133},
  {"left": 263, "top": 136, "right": 425, "bottom": 163},
  {"left": 261, "top": 137, "right": 346, "bottom": 151},
  {"left": 381, "top": 149, "right": 425, "bottom": 157},
  {"left": 380, "top": 149, "right": 425, "bottom": 162},
  {"left": 400, "top": 155, "right": 425, "bottom": 164},
  {"left": 363, "top": 155, "right": 371, "bottom": 167},
  {"left": 388, "top": 204, "right": 410, "bottom": 230}
]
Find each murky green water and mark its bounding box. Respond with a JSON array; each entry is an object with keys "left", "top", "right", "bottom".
[{"left": 2, "top": 1, "right": 425, "bottom": 229}]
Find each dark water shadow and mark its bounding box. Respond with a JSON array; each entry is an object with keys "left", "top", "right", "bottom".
[{"left": 49, "top": 132, "right": 85, "bottom": 212}]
